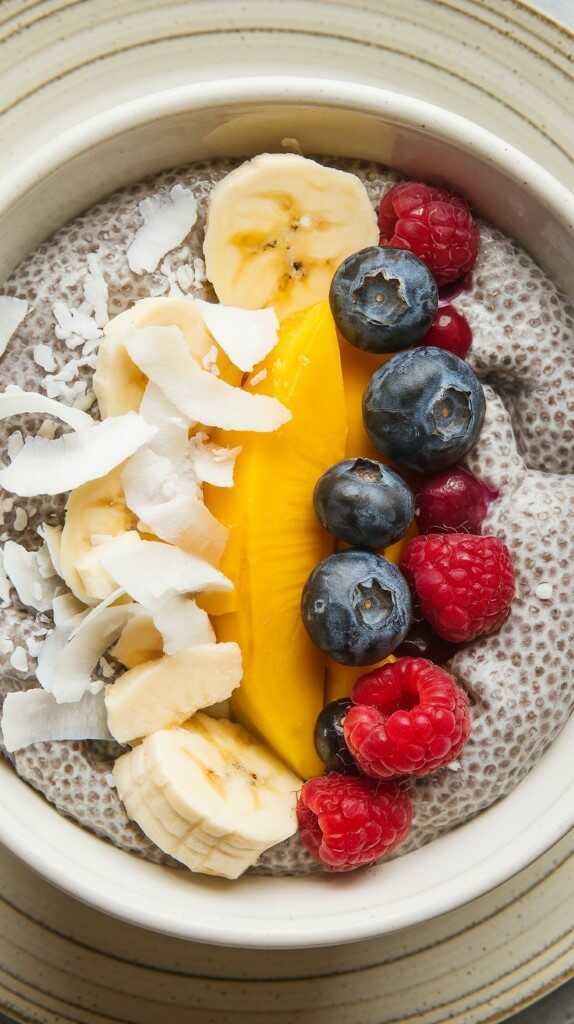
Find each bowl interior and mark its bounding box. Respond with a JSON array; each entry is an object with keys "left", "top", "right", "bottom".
[{"left": 1, "top": 79, "right": 573, "bottom": 948}]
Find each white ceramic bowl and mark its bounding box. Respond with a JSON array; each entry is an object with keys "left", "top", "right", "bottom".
[{"left": 1, "top": 77, "right": 573, "bottom": 949}]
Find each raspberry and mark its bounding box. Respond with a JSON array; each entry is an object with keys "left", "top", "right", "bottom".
[
  {"left": 297, "top": 773, "right": 412, "bottom": 871},
  {"left": 400, "top": 533, "right": 515, "bottom": 642},
  {"left": 417, "top": 304, "right": 472, "bottom": 358},
  {"left": 344, "top": 657, "right": 470, "bottom": 778},
  {"left": 379, "top": 182, "right": 479, "bottom": 285},
  {"left": 415, "top": 468, "right": 498, "bottom": 534}
]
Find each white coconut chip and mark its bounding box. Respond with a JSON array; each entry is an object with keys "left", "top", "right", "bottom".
[
  {"left": 98, "top": 533, "right": 232, "bottom": 608},
  {"left": 52, "top": 592, "right": 85, "bottom": 626},
  {"left": 127, "top": 185, "right": 198, "bottom": 275},
  {"left": 53, "top": 301, "right": 102, "bottom": 343},
  {"left": 187, "top": 431, "right": 241, "bottom": 488},
  {"left": 126, "top": 326, "right": 290, "bottom": 432},
  {"left": 0, "top": 297, "right": 28, "bottom": 358},
  {"left": 33, "top": 343, "right": 56, "bottom": 373},
  {"left": 139, "top": 381, "right": 189, "bottom": 460},
  {"left": 7, "top": 431, "right": 24, "bottom": 461},
  {"left": 196, "top": 300, "right": 279, "bottom": 373},
  {"left": 83, "top": 254, "right": 109, "bottom": 327},
  {"left": 151, "top": 594, "right": 215, "bottom": 656},
  {"left": 0, "top": 412, "right": 156, "bottom": 497},
  {"left": 9, "top": 647, "right": 29, "bottom": 673},
  {"left": 0, "top": 390, "right": 92, "bottom": 431},
  {"left": 3, "top": 541, "right": 62, "bottom": 612},
  {"left": 69, "top": 586, "right": 126, "bottom": 640},
  {"left": 37, "top": 524, "right": 63, "bottom": 578},
  {"left": 36, "top": 604, "right": 134, "bottom": 703},
  {"left": 1, "top": 689, "right": 111, "bottom": 752},
  {"left": 0, "top": 550, "right": 11, "bottom": 606}
]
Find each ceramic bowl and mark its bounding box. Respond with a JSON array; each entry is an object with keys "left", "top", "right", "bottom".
[{"left": 0, "top": 77, "right": 573, "bottom": 949}]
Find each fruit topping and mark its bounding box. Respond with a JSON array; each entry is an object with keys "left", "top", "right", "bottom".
[
  {"left": 400, "top": 533, "right": 515, "bottom": 643},
  {"left": 378, "top": 182, "right": 479, "bottom": 285},
  {"left": 344, "top": 657, "right": 471, "bottom": 777},
  {"left": 394, "top": 619, "right": 458, "bottom": 665},
  {"left": 417, "top": 304, "right": 472, "bottom": 359},
  {"left": 301, "top": 549, "right": 412, "bottom": 666},
  {"left": 313, "top": 457, "right": 415, "bottom": 550},
  {"left": 203, "top": 154, "right": 378, "bottom": 320},
  {"left": 329, "top": 246, "right": 438, "bottom": 353},
  {"left": 415, "top": 467, "right": 497, "bottom": 534},
  {"left": 314, "top": 698, "right": 356, "bottom": 773},
  {"left": 205, "top": 302, "right": 347, "bottom": 779},
  {"left": 363, "top": 347, "right": 486, "bottom": 474},
  {"left": 297, "top": 772, "right": 412, "bottom": 871}
]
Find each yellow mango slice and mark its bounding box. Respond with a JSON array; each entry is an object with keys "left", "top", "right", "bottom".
[{"left": 205, "top": 302, "right": 347, "bottom": 779}]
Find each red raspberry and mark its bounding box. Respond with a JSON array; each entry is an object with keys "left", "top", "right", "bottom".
[
  {"left": 417, "top": 304, "right": 472, "bottom": 359},
  {"left": 415, "top": 468, "right": 498, "bottom": 534},
  {"left": 297, "top": 773, "right": 412, "bottom": 871},
  {"left": 400, "top": 533, "right": 515, "bottom": 642},
  {"left": 345, "top": 657, "right": 470, "bottom": 778},
  {"left": 378, "top": 182, "right": 479, "bottom": 285}
]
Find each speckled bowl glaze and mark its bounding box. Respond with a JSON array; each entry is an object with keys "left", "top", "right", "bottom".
[{"left": 0, "top": 78, "right": 573, "bottom": 948}]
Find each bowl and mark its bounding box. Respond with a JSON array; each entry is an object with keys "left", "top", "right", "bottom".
[{"left": 0, "top": 76, "right": 573, "bottom": 949}]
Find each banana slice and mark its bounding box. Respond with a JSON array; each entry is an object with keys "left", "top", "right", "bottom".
[
  {"left": 59, "top": 468, "right": 136, "bottom": 605},
  {"left": 94, "top": 297, "right": 215, "bottom": 417},
  {"left": 105, "top": 641, "right": 242, "bottom": 744},
  {"left": 113, "top": 713, "right": 301, "bottom": 879},
  {"left": 203, "top": 153, "right": 379, "bottom": 320}
]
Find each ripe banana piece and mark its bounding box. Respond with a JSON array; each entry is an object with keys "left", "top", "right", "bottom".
[
  {"left": 59, "top": 468, "right": 135, "bottom": 605},
  {"left": 95, "top": 296, "right": 241, "bottom": 417},
  {"left": 203, "top": 153, "right": 379, "bottom": 320},
  {"left": 113, "top": 712, "right": 301, "bottom": 878},
  {"left": 105, "top": 641, "right": 242, "bottom": 743}
]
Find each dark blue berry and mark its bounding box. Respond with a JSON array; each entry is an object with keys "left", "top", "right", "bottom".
[
  {"left": 394, "top": 618, "right": 458, "bottom": 665},
  {"left": 314, "top": 699, "right": 356, "bottom": 773},
  {"left": 313, "top": 458, "right": 414, "bottom": 550},
  {"left": 363, "top": 346, "right": 485, "bottom": 473},
  {"left": 329, "top": 246, "right": 438, "bottom": 354},
  {"left": 301, "top": 549, "right": 412, "bottom": 666}
]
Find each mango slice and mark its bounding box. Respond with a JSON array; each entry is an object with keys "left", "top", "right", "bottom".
[{"left": 205, "top": 302, "right": 347, "bottom": 779}]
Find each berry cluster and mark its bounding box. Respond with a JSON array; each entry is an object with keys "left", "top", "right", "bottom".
[{"left": 298, "top": 179, "right": 516, "bottom": 872}]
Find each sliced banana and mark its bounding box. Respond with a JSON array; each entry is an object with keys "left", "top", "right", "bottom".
[
  {"left": 113, "top": 712, "right": 301, "bottom": 879},
  {"left": 105, "top": 641, "right": 242, "bottom": 744},
  {"left": 94, "top": 296, "right": 214, "bottom": 417},
  {"left": 111, "top": 608, "right": 162, "bottom": 669},
  {"left": 203, "top": 153, "right": 379, "bottom": 320},
  {"left": 59, "top": 468, "right": 135, "bottom": 605}
]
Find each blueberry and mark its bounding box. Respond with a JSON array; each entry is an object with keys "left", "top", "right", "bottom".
[
  {"left": 363, "top": 346, "right": 486, "bottom": 474},
  {"left": 394, "top": 619, "right": 459, "bottom": 666},
  {"left": 313, "top": 458, "right": 414, "bottom": 550},
  {"left": 301, "top": 549, "right": 412, "bottom": 666},
  {"left": 329, "top": 246, "right": 438, "bottom": 354},
  {"left": 314, "top": 698, "right": 356, "bottom": 773}
]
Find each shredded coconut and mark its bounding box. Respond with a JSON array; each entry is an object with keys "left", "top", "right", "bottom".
[
  {"left": 7, "top": 430, "right": 24, "bottom": 461},
  {"left": 83, "top": 254, "right": 109, "bottom": 327},
  {"left": 0, "top": 296, "right": 29, "bottom": 358},
  {"left": 10, "top": 646, "right": 28, "bottom": 672},
  {"left": 196, "top": 300, "right": 279, "bottom": 373},
  {"left": 127, "top": 185, "right": 198, "bottom": 275},
  {"left": 249, "top": 369, "right": 268, "bottom": 387},
  {"left": 33, "top": 344, "right": 56, "bottom": 373},
  {"left": 53, "top": 300, "right": 102, "bottom": 343}
]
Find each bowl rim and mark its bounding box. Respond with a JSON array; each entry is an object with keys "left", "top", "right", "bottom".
[{"left": 1, "top": 75, "right": 574, "bottom": 948}]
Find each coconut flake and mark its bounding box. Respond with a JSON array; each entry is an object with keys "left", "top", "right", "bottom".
[
  {"left": 33, "top": 344, "right": 56, "bottom": 373},
  {"left": 37, "top": 524, "right": 63, "bottom": 577},
  {"left": 0, "top": 390, "right": 92, "bottom": 431},
  {"left": 83, "top": 254, "right": 109, "bottom": 327},
  {"left": 53, "top": 301, "right": 101, "bottom": 343},
  {"left": 249, "top": 368, "right": 268, "bottom": 387},
  {"left": 99, "top": 534, "right": 232, "bottom": 607},
  {"left": 52, "top": 592, "right": 85, "bottom": 626},
  {"left": 127, "top": 185, "right": 198, "bottom": 275},
  {"left": 1, "top": 689, "right": 111, "bottom": 752},
  {"left": 0, "top": 412, "right": 156, "bottom": 496},
  {"left": 126, "top": 326, "right": 290, "bottom": 432},
  {"left": 9, "top": 647, "right": 29, "bottom": 672},
  {"left": 69, "top": 586, "right": 126, "bottom": 640},
  {"left": 196, "top": 300, "right": 279, "bottom": 373},
  {"left": 0, "top": 637, "right": 14, "bottom": 654},
  {"left": 0, "top": 297, "right": 28, "bottom": 358},
  {"left": 187, "top": 431, "right": 240, "bottom": 488},
  {"left": 139, "top": 382, "right": 189, "bottom": 460},
  {"left": 36, "top": 604, "right": 133, "bottom": 703},
  {"left": 151, "top": 594, "right": 215, "bottom": 655},
  {"left": 7, "top": 430, "right": 24, "bottom": 461},
  {"left": 3, "top": 541, "right": 61, "bottom": 612}
]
